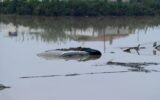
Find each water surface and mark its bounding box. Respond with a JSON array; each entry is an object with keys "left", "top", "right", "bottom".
[{"left": 0, "top": 15, "right": 160, "bottom": 100}]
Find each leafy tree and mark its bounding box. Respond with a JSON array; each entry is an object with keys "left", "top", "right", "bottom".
[{"left": 0, "top": 0, "right": 160, "bottom": 16}]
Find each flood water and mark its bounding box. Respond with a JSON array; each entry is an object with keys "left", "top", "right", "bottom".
[{"left": 0, "top": 15, "right": 160, "bottom": 100}]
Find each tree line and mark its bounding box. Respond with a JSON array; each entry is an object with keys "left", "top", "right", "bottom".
[{"left": 0, "top": 0, "right": 160, "bottom": 16}]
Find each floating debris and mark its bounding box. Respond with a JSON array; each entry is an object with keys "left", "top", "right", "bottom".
[
  {"left": 123, "top": 44, "right": 145, "bottom": 53},
  {"left": 20, "top": 60, "right": 160, "bottom": 79},
  {"left": 107, "top": 61, "right": 159, "bottom": 68},
  {"left": 110, "top": 51, "right": 115, "bottom": 54},
  {"left": 0, "top": 84, "right": 10, "bottom": 91},
  {"left": 122, "top": 41, "right": 160, "bottom": 56},
  {"left": 37, "top": 47, "right": 101, "bottom": 61},
  {"left": 20, "top": 68, "right": 160, "bottom": 79},
  {"left": 8, "top": 31, "right": 17, "bottom": 37},
  {"left": 20, "top": 71, "right": 129, "bottom": 79},
  {"left": 155, "top": 45, "right": 160, "bottom": 51},
  {"left": 107, "top": 61, "right": 160, "bottom": 72}
]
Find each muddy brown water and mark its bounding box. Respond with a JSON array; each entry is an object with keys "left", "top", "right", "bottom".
[{"left": 0, "top": 15, "right": 160, "bottom": 100}]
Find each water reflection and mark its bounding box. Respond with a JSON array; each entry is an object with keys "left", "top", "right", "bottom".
[{"left": 1, "top": 15, "right": 160, "bottom": 44}]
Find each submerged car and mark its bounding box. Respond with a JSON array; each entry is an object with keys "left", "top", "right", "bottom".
[{"left": 37, "top": 47, "right": 101, "bottom": 61}]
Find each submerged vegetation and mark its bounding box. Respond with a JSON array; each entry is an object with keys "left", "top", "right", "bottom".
[{"left": 0, "top": 0, "right": 160, "bottom": 16}]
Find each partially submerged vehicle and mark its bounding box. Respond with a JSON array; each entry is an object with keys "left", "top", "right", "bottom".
[
  {"left": 122, "top": 41, "right": 160, "bottom": 56},
  {"left": 0, "top": 84, "right": 10, "bottom": 91},
  {"left": 37, "top": 47, "right": 101, "bottom": 61}
]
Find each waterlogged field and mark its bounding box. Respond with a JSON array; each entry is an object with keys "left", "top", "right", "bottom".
[{"left": 0, "top": 15, "right": 160, "bottom": 100}]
